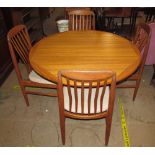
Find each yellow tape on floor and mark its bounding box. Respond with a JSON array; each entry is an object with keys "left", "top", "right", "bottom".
[
  {"left": 118, "top": 97, "right": 131, "bottom": 147},
  {"left": 13, "top": 85, "right": 20, "bottom": 89},
  {"left": 13, "top": 85, "right": 41, "bottom": 90}
]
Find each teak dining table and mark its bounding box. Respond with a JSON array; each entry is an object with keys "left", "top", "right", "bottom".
[{"left": 29, "top": 30, "right": 141, "bottom": 84}]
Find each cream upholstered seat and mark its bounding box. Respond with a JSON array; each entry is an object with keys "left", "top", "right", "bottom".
[
  {"left": 29, "top": 70, "right": 54, "bottom": 84},
  {"left": 63, "top": 86, "right": 109, "bottom": 114}
]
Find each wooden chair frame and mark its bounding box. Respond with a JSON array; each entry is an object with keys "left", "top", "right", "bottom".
[
  {"left": 68, "top": 9, "right": 95, "bottom": 31},
  {"left": 7, "top": 25, "right": 57, "bottom": 106},
  {"left": 57, "top": 70, "right": 116, "bottom": 146},
  {"left": 117, "top": 23, "right": 151, "bottom": 101}
]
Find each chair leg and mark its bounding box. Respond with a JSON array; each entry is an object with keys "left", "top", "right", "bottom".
[
  {"left": 105, "top": 118, "right": 112, "bottom": 146},
  {"left": 20, "top": 85, "right": 29, "bottom": 106},
  {"left": 133, "top": 79, "right": 141, "bottom": 101},
  {"left": 60, "top": 115, "right": 65, "bottom": 145}
]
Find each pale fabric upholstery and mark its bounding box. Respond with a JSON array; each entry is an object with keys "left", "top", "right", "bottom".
[
  {"left": 63, "top": 86, "right": 109, "bottom": 114},
  {"left": 29, "top": 70, "right": 54, "bottom": 84}
]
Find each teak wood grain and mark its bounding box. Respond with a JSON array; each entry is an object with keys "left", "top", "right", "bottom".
[{"left": 29, "top": 30, "right": 141, "bottom": 84}]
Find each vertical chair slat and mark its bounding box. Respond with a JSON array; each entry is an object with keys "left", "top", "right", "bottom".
[
  {"left": 79, "top": 15, "right": 82, "bottom": 30},
  {"left": 89, "top": 16, "right": 92, "bottom": 30},
  {"left": 74, "top": 80, "right": 78, "bottom": 113},
  {"left": 81, "top": 80, "right": 84, "bottom": 113},
  {"left": 81, "top": 15, "right": 83, "bottom": 30},
  {"left": 77, "top": 15, "right": 79, "bottom": 30},
  {"left": 72, "top": 15, "right": 74, "bottom": 30},
  {"left": 67, "top": 79, "right": 72, "bottom": 112},
  {"left": 100, "top": 80, "right": 107, "bottom": 112},
  {"left": 75, "top": 15, "right": 78, "bottom": 30},
  {"left": 88, "top": 81, "right": 92, "bottom": 114},
  {"left": 94, "top": 80, "right": 100, "bottom": 113}
]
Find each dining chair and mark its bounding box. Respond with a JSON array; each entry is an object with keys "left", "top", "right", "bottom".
[
  {"left": 68, "top": 9, "right": 95, "bottom": 31},
  {"left": 7, "top": 25, "right": 57, "bottom": 106},
  {"left": 57, "top": 70, "right": 116, "bottom": 146},
  {"left": 117, "top": 23, "right": 151, "bottom": 101}
]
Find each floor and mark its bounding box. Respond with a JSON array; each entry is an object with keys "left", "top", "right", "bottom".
[{"left": 0, "top": 8, "right": 155, "bottom": 147}]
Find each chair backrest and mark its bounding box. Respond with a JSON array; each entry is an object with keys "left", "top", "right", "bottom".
[
  {"left": 58, "top": 70, "right": 116, "bottom": 118},
  {"left": 68, "top": 10, "right": 95, "bottom": 31},
  {"left": 133, "top": 23, "right": 151, "bottom": 72},
  {"left": 65, "top": 7, "right": 91, "bottom": 19},
  {"left": 7, "top": 25, "right": 32, "bottom": 74}
]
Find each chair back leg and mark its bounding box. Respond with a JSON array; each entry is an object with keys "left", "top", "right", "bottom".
[
  {"left": 20, "top": 82, "right": 29, "bottom": 106},
  {"left": 133, "top": 78, "right": 141, "bottom": 101},
  {"left": 60, "top": 115, "right": 65, "bottom": 145}
]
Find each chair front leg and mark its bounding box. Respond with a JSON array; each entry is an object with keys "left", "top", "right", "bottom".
[
  {"left": 60, "top": 115, "right": 65, "bottom": 145},
  {"left": 105, "top": 117, "right": 112, "bottom": 146}
]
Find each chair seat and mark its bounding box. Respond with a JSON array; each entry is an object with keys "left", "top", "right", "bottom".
[
  {"left": 63, "top": 86, "right": 109, "bottom": 114},
  {"left": 29, "top": 70, "right": 54, "bottom": 84}
]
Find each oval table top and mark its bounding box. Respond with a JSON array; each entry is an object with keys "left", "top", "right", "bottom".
[{"left": 29, "top": 30, "right": 141, "bottom": 83}]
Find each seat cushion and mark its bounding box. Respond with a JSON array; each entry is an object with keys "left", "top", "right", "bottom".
[
  {"left": 63, "top": 86, "right": 109, "bottom": 114},
  {"left": 29, "top": 70, "right": 54, "bottom": 84}
]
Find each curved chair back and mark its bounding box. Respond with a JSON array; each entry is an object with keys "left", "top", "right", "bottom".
[
  {"left": 133, "top": 23, "right": 151, "bottom": 51},
  {"left": 68, "top": 9, "right": 95, "bottom": 31},
  {"left": 7, "top": 25, "right": 32, "bottom": 74},
  {"left": 133, "top": 23, "right": 151, "bottom": 73}
]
